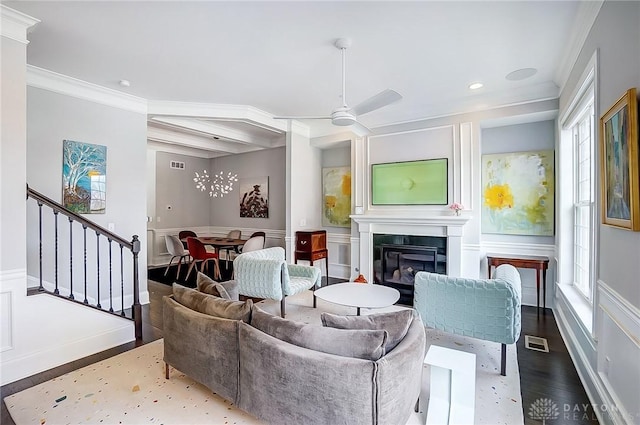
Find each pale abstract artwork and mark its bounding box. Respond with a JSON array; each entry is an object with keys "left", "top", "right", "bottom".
[
  {"left": 481, "top": 150, "right": 554, "bottom": 236},
  {"left": 62, "top": 140, "right": 107, "bottom": 214},
  {"left": 322, "top": 167, "right": 351, "bottom": 227}
]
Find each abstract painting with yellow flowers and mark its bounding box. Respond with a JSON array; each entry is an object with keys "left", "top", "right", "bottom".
[
  {"left": 481, "top": 150, "right": 554, "bottom": 235},
  {"left": 322, "top": 167, "right": 351, "bottom": 227}
]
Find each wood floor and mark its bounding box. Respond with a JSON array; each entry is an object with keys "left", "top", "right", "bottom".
[{"left": 2, "top": 280, "right": 598, "bottom": 424}]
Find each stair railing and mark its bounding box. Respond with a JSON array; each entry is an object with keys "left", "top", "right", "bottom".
[{"left": 26, "top": 185, "right": 142, "bottom": 339}]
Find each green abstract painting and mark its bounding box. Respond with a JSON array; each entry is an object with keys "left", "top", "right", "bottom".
[
  {"left": 322, "top": 167, "right": 351, "bottom": 227},
  {"left": 482, "top": 150, "right": 554, "bottom": 235},
  {"left": 371, "top": 159, "right": 447, "bottom": 205}
]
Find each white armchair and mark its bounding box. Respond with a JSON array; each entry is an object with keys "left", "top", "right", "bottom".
[{"left": 233, "top": 247, "right": 321, "bottom": 317}]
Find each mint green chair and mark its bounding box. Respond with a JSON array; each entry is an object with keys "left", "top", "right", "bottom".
[
  {"left": 234, "top": 247, "right": 321, "bottom": 317},
  {"left": 413, "top": 264, "right": 521, "bottom": 375}
]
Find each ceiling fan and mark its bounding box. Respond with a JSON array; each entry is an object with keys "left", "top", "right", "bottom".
[{"left": 274, "top": 38, "right": 402, "bottom": 134}]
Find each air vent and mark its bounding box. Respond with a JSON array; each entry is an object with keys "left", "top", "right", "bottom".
[
  {"left": 524, "top": 335, "right": 549, "bottom": 352},
  {"left": 170, "top": 160, "right": 185, "bottom": 170}
]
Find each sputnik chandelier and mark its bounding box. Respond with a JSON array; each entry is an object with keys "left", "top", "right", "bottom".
[{"left": 193, "top": 169, "right": 238, "bottom": 198}]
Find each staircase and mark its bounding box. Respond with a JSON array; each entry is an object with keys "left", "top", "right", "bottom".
[{"left": 26, "top": 185, "right": 142, "bottom": 339}]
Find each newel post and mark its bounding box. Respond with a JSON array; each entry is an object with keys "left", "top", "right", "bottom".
[{"left": 131, "top": 235, "right": 142, "bottom": 340}]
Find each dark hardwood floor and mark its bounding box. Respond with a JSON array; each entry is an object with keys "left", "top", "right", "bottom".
[
  {"left": 2, "top": 279, "right": 598, "bottom": 424},
  {"left": 519, "top": 306, "right": 599, "bottom": 424}
]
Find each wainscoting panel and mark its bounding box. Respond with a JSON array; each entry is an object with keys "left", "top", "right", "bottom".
[
  {"left": 596, "top": 281, "right": 640, "bottom": 424},
  {"left": 327, "top": 232, "right": 351, "bottom": 280}
]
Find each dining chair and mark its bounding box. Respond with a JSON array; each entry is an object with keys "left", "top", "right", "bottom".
[
  {"left": 178, "top": 230, "right": 197, "bottom": 249},
  {"left": 228, "top": 234, "right": 266, "bottom": 277},
  {"left": 219, "top": 229, "right": 242, "bottom": 263},
  {"left": 164, "top": 235, "right": 192, "bottom": 279},
  {"left": 186, "top": 237, "right": 221, "bottom": 280}
]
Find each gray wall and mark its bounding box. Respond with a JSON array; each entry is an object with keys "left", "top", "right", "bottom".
[
  {"left": 154, "top": 151, "right": 211, "bottom": 228},
  {"left": 26, "top": 87, "right": 148, "bottom": 291},
  {"left": 481, "top": 120, "right": 556, "bottom": 246},
  {"left": 561, "top": 1, "right": 640, "bottom": 308},
  {"left": 210, "top": 147, "right": 286, "bottom": 230}
]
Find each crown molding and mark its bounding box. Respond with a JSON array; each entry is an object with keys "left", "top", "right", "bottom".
[
  {"left": 555, "top": 0, "right": 604, "bottom": 94},
  {"left": 148, "top": 100, "right": 287, "bottom": 133},
  {"left": 26, "top": 65, "right": 147, "bottom": 114},
  {"left": 1, "top": 5, "right": 40, "bottom": 44}
]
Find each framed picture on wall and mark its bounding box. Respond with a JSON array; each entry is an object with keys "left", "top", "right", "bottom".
[
  {"left": 322, "top": 167, "right": 351, "bottom": 227},
  {"left": 481, "top": 150, "right": 555, "bottom": 236},
  {"left": 62, "top": 140, "right": 107, "bottom": 214},
  {"left": 371, "top": 158, "right": 448, "bottom": 205},
  {"left": 600, "top": 87, "right": 639, "bottom": 231},
  {"left": 239, "top": 176, "right": 269, "bottom": 218}
]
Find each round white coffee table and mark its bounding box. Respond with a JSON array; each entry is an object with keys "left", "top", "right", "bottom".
[{"left": 313, "top": 283, "right": 400, "bottom": 315}]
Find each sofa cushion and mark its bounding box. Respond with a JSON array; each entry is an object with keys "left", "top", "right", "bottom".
[
  {"left": 173, "top": 283, "right": 251, "bottom": 322},
  {"left": 250, "top": 305, "right": 387, "bottom": 361},
  {"left": 196, "top": 272, "right": 240, "bottom": 301},
  {"left": 321, "top": 309, "right": 414, "bottom": 352}
]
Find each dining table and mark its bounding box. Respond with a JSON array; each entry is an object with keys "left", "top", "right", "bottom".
[{"left": 181, "top": 236, "right": 248, "bottom": 265}]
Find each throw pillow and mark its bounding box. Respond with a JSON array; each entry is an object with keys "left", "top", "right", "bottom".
[
  {"left": 250, "top": 305, "right": 387, "bottom": 361},
  {"left": 196, "top": 272, "right": 239, "bottom": 301},
  {"left": 173, "top": 283, "right": 251, "bottom": 322},
  {"left": 321, "top": 309, "right": 415, "bottom": 352}
]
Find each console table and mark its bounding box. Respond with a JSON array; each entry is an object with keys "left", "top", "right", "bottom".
[
  {"left": 487, "top": 254, "right": 549, "bottom": 310},
  {"left": 294, "top": 230, "right": 328, "bottom": 281}
]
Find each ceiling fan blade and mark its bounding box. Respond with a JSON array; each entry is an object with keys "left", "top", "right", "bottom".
[
  {"left": 350, "top": 89, "right": 402, "bottom": 116},
  {"left": 351, "top": 120, "right": 372, "bottom": 136},
  {"left": 273, "top": 116, "right": 332, "bottom": 120}
]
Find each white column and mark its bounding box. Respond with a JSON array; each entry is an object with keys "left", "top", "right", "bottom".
[{"left": 424, "top": 345, "right": 476, "bottom": 425}]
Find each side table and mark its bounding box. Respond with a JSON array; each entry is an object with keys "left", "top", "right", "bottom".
[
  {"left": 294, "top": 230, "right": 329, "bottom": 282},
  {"left": 487, "top": 254, "right": 549, "bottom": 310}
]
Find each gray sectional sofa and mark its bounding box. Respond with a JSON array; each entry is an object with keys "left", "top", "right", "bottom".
[{"left": 163, "top": 283, "right": 426, "bottom": 425}]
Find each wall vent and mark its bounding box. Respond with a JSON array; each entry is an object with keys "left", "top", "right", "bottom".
[{"left": 170, "top": 160, "right": 185, "bottom": 170}]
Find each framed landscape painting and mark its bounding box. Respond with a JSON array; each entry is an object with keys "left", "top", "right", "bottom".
[
  {"left": 322, "top": 167, "right": 351, "bottom": 227},
  {"left": 62, "top": 140, "right": 107, "bottom": 214},
  {"left": 600, "top": 88, "right": 639, "bottom": 231},
  {"left": 481, "top": 150, "right": 554, "bottom": 236}
]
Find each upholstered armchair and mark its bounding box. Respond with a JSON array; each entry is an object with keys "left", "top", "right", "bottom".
[
  {"left": 233, "top": 247, "right": 321, "bottom": 318},
  {"left": 413, "top": 264, "right": 522, "bottom": 376}
]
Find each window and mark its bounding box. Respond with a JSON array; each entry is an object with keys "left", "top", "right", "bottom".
[{"left": 572, "top": 101, "right": 595, "bottom": 300}]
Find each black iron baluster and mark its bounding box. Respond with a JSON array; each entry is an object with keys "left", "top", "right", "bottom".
[
  {"left": 120, "top": 244, "right": 125, "bottom": 317},
  {"left": 83, "top": 225, "right": 88, "bottom": 304},
  {"left": 96, "top": 231, "right": 101, "bottom": 309},
  {"left": 108, "top": 238, "right": 113, "bottom": 312},
  {"left": 38, "top": 202, "right": 44, "bottom": 291},
  {"left": 68, "top": 217, "right": 74, "bottom": 300},
  {"left": 53, "top": 211, "right": 59, "bottom": 294},
  {"left": 131, "top": 235, "right": 142, "bottom": 339}
]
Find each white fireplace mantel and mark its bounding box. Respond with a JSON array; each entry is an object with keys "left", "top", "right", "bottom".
[{"left": 350, "top": 213, "right": 472, "bottom": 280}]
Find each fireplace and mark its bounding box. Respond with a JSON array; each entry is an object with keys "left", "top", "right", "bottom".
[
  {"left": 373, "top": 234, "right": 447, "bottom": 305},
  {"left": 351, "top": 214, "right": 470, "bottom": 305}
]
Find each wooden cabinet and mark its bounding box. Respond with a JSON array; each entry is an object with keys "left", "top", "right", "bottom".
[{"left": 295, "top": 230, "right": 328, "bottom": 280}]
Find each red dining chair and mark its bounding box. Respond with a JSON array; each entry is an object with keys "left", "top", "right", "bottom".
[
  {"left": 178, "top": 230, "right": 197, "bottom": 249},
  {"left": 185, "top": 237, "right": 220, "bottom": 280}
]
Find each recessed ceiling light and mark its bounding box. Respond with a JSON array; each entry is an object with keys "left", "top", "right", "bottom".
[
  {"left": 505, "top": 68, "right": 537, "bottom": 81},
  {"left": 119, "top": 79, "right": 131, "bottom": 87},
  {"left": 469, "top": 82, "right": 484, "bottom": 90}
]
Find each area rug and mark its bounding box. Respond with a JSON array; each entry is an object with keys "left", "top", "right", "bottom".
[{"left": 5, "top": 292, "right": 523, "bottom": 424}]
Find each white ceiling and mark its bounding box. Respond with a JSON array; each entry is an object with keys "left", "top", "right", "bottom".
[{"left": 8, "top": 1, "right": 584, "bottom": 154}]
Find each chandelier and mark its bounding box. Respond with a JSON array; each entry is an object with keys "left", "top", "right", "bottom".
[{"left": 193, "top": 169, "right": 238, "bottom": 198}]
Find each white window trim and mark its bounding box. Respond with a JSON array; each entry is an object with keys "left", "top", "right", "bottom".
[{"left": 558, "top": 50, "right": 599, "bottom": 339}]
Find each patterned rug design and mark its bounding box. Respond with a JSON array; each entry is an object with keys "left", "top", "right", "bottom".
[{"left": 4, "top": 292, "right": 523, "bottom": 424}]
